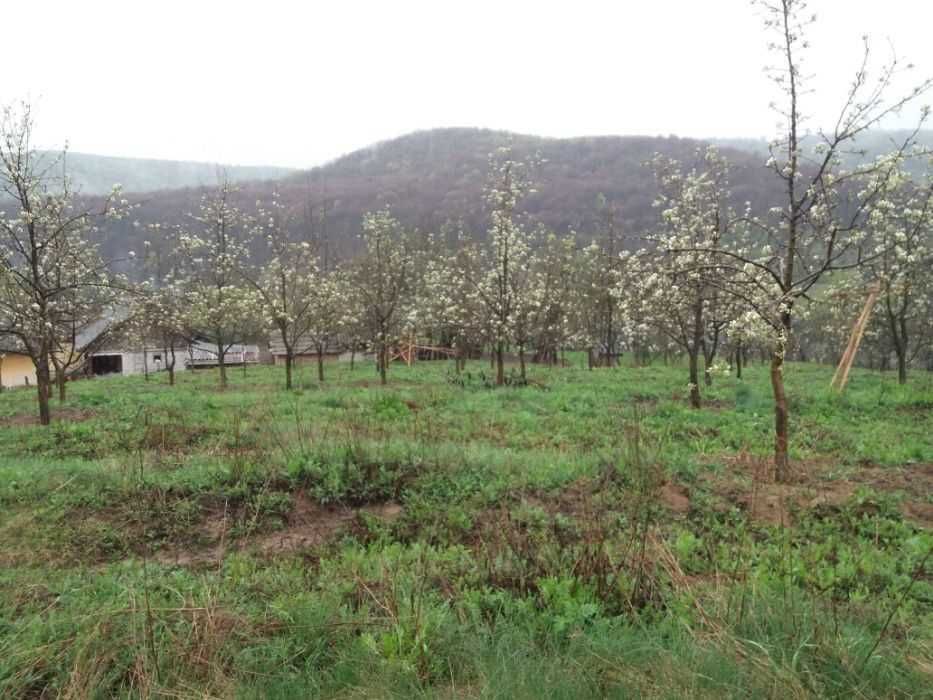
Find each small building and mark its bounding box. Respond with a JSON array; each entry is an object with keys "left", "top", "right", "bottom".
[
  {"left": 0, "top": 341, "right": 37, "bottom": 389},
  {"left": 185, "top": 340, "right": 260, "bottom": 369},
  {"left": 268, "top": 337, "right": 347, "bottom": 365},
  {"left": 87, "top": 346, "right": 178, "bottom": 376},
  {"left": 86, "top": 340, "right": 260, "bottom": 377}
]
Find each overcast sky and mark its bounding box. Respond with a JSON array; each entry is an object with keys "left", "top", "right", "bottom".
[{"left": 5, "top": 0, "right": 932, "bottom": 168}]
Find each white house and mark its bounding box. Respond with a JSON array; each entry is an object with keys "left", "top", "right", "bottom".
[{"left": 87, "top": 340, "right": 260, "bottom": 377}]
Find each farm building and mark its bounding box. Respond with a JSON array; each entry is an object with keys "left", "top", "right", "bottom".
[
  {"left": 0, "top": 341, "right": 37, "bottom": 389},
  {"left": 267, "top": 337, "right": 349, "bottom": 365},
  {"left": 185, "top": 341, "right": 261, "bottom": 369},
  {"left": 87, "top": 340, "right": 260, "bottom": 377}
]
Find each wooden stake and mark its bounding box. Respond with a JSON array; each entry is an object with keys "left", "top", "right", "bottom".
[{"left": 831, "top": 283, "right": 881, "bottom": 393}]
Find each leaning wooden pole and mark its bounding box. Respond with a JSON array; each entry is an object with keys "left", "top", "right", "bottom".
[{"left": 830, "top": 283, "right": 881, "bottom": 393}]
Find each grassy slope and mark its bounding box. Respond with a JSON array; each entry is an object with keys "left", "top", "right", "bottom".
[{"left": 0, "top": 359, "right": 931, "bottom": 698}]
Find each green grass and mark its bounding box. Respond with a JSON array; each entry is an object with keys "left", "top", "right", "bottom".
[{"left": 0, "top": 358, "right": 931, "bottom": 698}]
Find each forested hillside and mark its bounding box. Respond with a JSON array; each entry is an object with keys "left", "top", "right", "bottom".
[
  {"left": 40, "top": 151, "right": 294, "bottom": 195},
  {"left": 99, "top": 128, "right": 779, "bottom": 261}
]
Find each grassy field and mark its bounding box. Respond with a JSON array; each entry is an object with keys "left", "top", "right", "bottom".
[{"left": 0, "top": 358, "right": 931, "bottom": 698}]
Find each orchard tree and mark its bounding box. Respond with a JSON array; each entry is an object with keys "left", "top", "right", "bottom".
[
  {"left": 415, "top": 229, "right": 482, "bottom": 371},
  {"left": 528, "top": 230, "right": 577, "bottom": 370},
  {"left": 0, "top": 102, "right": 129, "bottom": 424},
  {"left": 301, "top": 268, "right": 351, "bottom": 384},
  {"left": 461, "top": 147, "right": 537, "bottom": 385},
  {"left": 587, "top": 196, "right": 625, "bottom": 367},
  {"left": 352, "top": 209, "right": 415, "bottom": 385},
  {"left": 863, "top": 170, "right": 933, "bottom": 383},
  {"left": 672, "top": 0, "right": 931, "bottom": 479},
  {"left": 129, "top": 284, "right": 188, "bottom": 386},
  {"left": 127, "top": 227, "right": 190, "bottom": 386},
  {"left": 175, "top": 179, "right": 257, "bottom": 389},
  {"left": 241, "top": 192, "right": 350, "bottom": 389},
  {"left": 629, "top": 146, "right": 735, "bottom": 409}
]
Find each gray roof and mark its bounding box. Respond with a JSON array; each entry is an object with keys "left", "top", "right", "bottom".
[{"left": 0, "top": 334, "right": 28, "bottom": 355}]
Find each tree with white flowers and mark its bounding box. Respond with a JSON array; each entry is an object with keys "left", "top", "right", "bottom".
[
  {"left": 240, "top": 192, "right": 350, "bottom": 389},
  {"left": 0, "top": 102, "right": 130, "bottom": 424},
  {"left": 578, "top": 196, "right": 625, "bottom": 368},
  {"left": 175, "top": 178, "right": 258, "bottom": 389},
  {"left": 862, "top": 170, "right": 933, "bottom": 384},
  {"left": 528, "top": 230, "right": 577, "bottom": 371},
  {"left": 414, "top": 228, "right": 482, "bottom": 371},
  {"left": 351, "top": 209, "right": 415, "bottom": 385},
  {"left": 663, "top": 0, "right": 932, "bottom": 479},
  {"left": 621, "top": 147, "right": 736, "bottom": 409},
  {"left": 459, "top": 147, "right": 537, "bottom": 386},
  {"left": 130, "top": 233, "right": 189, "bottom": 385}
]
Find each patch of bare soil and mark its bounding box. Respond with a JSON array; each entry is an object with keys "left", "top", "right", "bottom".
[
  {"left": 660, "top": 482, "right": 691, "bottom": 514},
  {"left": 517, "top": 474, "right": 693, "bottom": 520},
  {"left": 698, "top": 454, "right": 933, "bottom": 528},
  {"left": 252, "top": 492, "right": 357, "bottom": 555},
  {"left": 156, "top": 492, "right": 404, "bottom": 567},
  {"left": 4, "top": 407, "right": 96, "bottom": 426}
]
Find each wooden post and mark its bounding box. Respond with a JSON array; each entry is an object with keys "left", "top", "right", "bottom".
[{"left": 831, "top": 283, "right": 881, "bottom": 393}]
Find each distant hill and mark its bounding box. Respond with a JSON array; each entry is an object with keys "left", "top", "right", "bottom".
[
  {"left": 93, "top": 127, "right": 931, "bottom": 266},
  {"left": 712, "top": 130, "right": 933, "bottom": 175},
  {"left": 42, "top": 151, "right": 294, "bottom": 195},
  {"left": 99, "top": 128, "right": 779, "bottom": 263}
]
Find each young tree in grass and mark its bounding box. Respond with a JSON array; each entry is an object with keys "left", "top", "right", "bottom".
[
  {"left": 130, "top": 286, "right": 188, "bottom": 386},
  {"left": 461, "top": 147, "right": 537, "bottom": 386},
  {"left": 303, "top": 268, "right": 352, "bottom": 383},
  {"left": 528, "top": 230, "right": 578, "bottom": 370},
  {"left": 126, "top": 229, "right": 190, "bottom": 386},
  {"left": 175, "top": 179, "right": 257, "bottom": 389},
  {"left": 668, "top": 0, "right": 931, "bottom": 478},
  {"left": 625, "top": 147, "right": 735, "bottom": 409},
  {"left": 415, "top": 229, "right": 479, "bottom": 371},
  {"left": 864, "top": 170, "right": 933, "bottom": 384},
  {"left": 0, "top": 102, "right": 129, "bottom": 424},
  {"left": 588, "top": 196, "right": 625, "bottom": 367},
  {"left": 352, "top": 209, "right": 414, "bottom": 385},
  {"left": 240, "top": 192, "right": 343, "bottom": 389}
]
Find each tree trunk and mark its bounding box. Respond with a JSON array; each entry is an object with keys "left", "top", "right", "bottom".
[
  {"left": 771, "top": 339, "right": 790, "bottom": 483},
  {"left": 167, "top": 344, "right": 177, "bottom": 386},
  {"left": 36, "top": 355, "right": 52, "bottom": 426},
  {"left": 688, "top": 350, "right": 701, "bottom": 409},
  {"left": 379, "top": 344, "right": 387, "bottom": 385},
  {"left": 735, "top": 343, "right": 743, "bottom": 380},
  {"left": 896, "top": 316, "right": 908, "bottom": 385},
  {"left": 496, "top": 342, "right": 505, "bottom": 386},
  {"left": 519, "top": 344, "right": 526, "bottom": 381},
  {"left": 896, "top": 350, "right": 907, "bottom": 385},
  {"left": 217, "top": 343, "right": 227, "bottom": 389},
  {"left": 57, "top": 372, "right": 66, "bottom": 401},
  {"left": 317, "top": 344, "right": 325, "bottom": 382},
  {"left": 285, "top": 351, "right": 294, "bottom": 390},
  {"left": 703, "top": 343, "right": 715, "bottom": 387}
]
